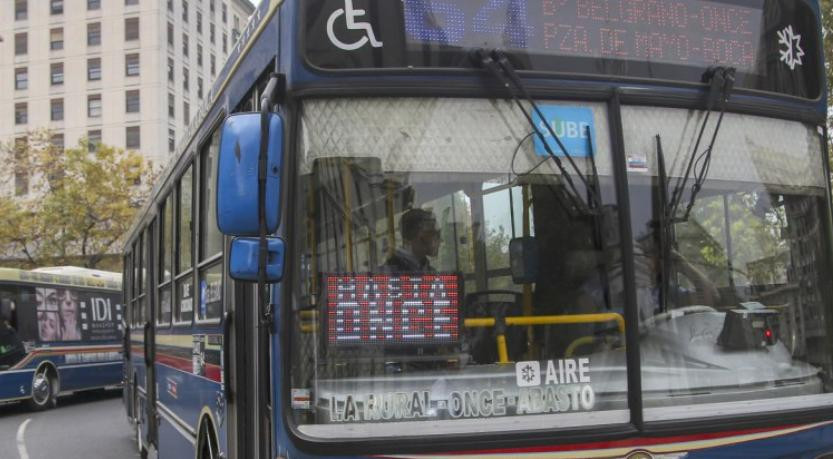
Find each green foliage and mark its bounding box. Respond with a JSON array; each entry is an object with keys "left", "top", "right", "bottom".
[
  {"left": 0, "top": 130, "right": 156, "bottom": 269},
  {"left": 824, "top": 0, "right": 833, "bottom": 112}
]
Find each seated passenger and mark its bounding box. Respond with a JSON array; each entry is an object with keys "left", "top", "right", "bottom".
[{"left": 382, "top": 208, "right": 440, "bottom": 273}]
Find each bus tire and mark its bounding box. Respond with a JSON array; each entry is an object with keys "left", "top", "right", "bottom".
[
  {"left": 197, "top": 420, "right": 219, "bottom": 459},
  {"left": 27, "top": 366, "right": 57, "bottom": 411}
]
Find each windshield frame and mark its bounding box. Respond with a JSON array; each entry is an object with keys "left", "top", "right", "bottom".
[{"left": 280, "top": 91, "right": 833, "bottom": 453}]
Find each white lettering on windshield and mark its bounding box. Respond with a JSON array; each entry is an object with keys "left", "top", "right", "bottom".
[{"left": 324, "top": 382, "right": 595, "bottom": 423}]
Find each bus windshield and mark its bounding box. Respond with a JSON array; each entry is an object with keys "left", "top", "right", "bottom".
[{"left": 289, "top": 97, "right": 833, "bottom": 438}]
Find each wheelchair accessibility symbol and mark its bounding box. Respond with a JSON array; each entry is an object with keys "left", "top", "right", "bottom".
[{"left": 327, "top": 0, "right": 383, "bottom": 51}]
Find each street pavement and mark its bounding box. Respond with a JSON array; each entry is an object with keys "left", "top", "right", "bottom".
[{"left": 0, "top": 390, "right": 138, "bottom": 459}]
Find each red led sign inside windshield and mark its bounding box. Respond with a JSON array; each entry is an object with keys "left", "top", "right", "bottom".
[{"left": 325, "top": 274, "right": 460, "bottom": 346}]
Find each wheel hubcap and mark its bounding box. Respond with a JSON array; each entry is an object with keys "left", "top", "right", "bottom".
[{"left": 32, "top": 373, "right": 49, "bottom": 405}]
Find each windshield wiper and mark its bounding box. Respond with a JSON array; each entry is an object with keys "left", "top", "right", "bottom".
[
  {"left": 474, "top": 49, "right": 601, "bottom": 215},
  {"left": 667, "top": 66, "right": 735, "bottom": 222},
  {"left": 654, "top": 134, "right": 674, "bottom": 313}
]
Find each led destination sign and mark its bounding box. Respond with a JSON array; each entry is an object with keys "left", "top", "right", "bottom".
[
  {"left": 324, "top": 274, "right": 460, "bottom": 346},
  {"left": 305, "top": 0, "right": 821, "bottom": 98},
  {"left": 403, "top": 0, "right": 763, "bottom": 73}
]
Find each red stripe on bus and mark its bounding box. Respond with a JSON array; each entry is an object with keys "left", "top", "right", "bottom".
[
  {"left": 155, "top": 352, "right": 222, "bottom": 383},
  {"left": 426, "top": 424, "right": 804, "bottom": 455}
]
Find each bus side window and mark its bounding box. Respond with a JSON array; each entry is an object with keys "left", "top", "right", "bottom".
[
  {"left": 0, "top": 289, "right": 16, "bottom": 330},
  {"left": 197, "top": 127, "right": 223, "bottom": 321},
  {"left": 158, "top": 194, "right": 174, "bottom": 326},
  {"left": 175, "top": 164, "right": 195, "bottom": 324}
]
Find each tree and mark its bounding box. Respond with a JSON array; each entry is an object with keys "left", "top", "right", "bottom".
[
  {"left": 0, "top": 130, "right": 156, "bottom": 269},
  {"left": 823, "top": 0, "right": 833, "bottom": 114}
]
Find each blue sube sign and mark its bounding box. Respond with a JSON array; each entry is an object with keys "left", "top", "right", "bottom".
[{"left": 532, "top": 106, "right": 596, "bottom": 158}]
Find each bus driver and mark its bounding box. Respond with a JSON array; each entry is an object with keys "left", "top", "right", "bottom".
[{"left": 382, "top": 208, "right": 441, "bottom": 273}]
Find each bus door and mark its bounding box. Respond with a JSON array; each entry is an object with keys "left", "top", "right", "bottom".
[
  {"left": 123, "top": 254, "right": 132, "bottom": 419},
  {"left": 228, "top": 281, "right": 258, "bottom": 458},
  {"left": 143, "top": 224, "right": 160, "bottom": 450}
]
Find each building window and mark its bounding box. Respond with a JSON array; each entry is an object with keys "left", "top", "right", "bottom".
[
  {"left": 126, "top": 126, "right": 141, "bottom": 150},
  {"left": 168, "top": 58, "right": 175, "bottom": 82},
  {"left": 88, "top": 130, "right": 102, "bottom": 153},
  {"left": 51, "top": 134, "right": 64, "bottom": 151},
  {"left": 210, "top": 54, "right": 216, "bottom": 76},
  {"left": 14, "top": 138, "right": 29, "bottom": 195},
  {"left": 15, "top": 67, "right": 28, "bottom": 90},
  {"left": 125, "top": 0, "right": 139, "bottom": 5},
  {"left": 167, "top": 0, "right": 173, "bottom": 12},
  {"left": 51, "top": 63, "right": 64, "bottom": 85},
  {"left": 196, "top": 11, "right": 202, "bottom": 33},
  {"left": 222, "top": 32, "right": 227, "bottom": 53},
  {"left": 88, "top": 58, "right": 102, "bottom": 81},
  {"left": 183, "top": 67, "right": 189, "bottom": 91},
  {"left": 88, "top": 94, "right": 102, "bottom": 118},
  {"left": 51, "top": 99, "right": 64, "bottom": 121},
  {"left": 15, "top": 103, "right": 28, "bottom": 125},
  {"left": 88, "top": 22, "right": 101, "bottom": 46},
  {"left": 126, "top": 90, "right": 141, "bottom": 113},
  {"left": 168, "top": 93, "right": 175, "bottom": 118},
  {"left": 169, "top": 129, "right": 176, "bottom": 153},
  {"left": 167, "top": 22, "right": 174, "bottom": 47},
  {"left": 126, "top": 53, "right": 140, "bottom": 76},
  {"left": 15, "top": 33, "right": 27, "bottom": 55},
  {"left": 51, "top": 0, "right": 63, "bottom": 15},
  {"left": 88, "top": 0, "right": 101, "bottom": 10},
  {"left": 125, "top": 17, "right": 140, "bottom": 41},
  {"left": 182, "top": 0, "right": 188, "bottom": 22},
  {"left": 50, "top": 28, "right": 64, "bottom": 50},
  {"left": 210, "top": 0, "right": 214, "bottom": 13},
  {"left": 222, "top": 3, "right": 227, "bottom": 23},
  {"left": 183, "top": 101, "right": 190, "bottom": 122},
  {"left": 197, "top": 44, "right": 203, "bottom": 67},
  {"left": 182, "top": 33, "right": 189, "bottom": 56},
  {"left": 197, "top": 77, "right": 203, "bottom": 99},
  {"left": 15, "top": 0, "right": 27, "bottom": 20}
]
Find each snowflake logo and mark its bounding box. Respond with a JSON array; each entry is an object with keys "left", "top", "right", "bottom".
[
  {"left": 515, "top": 361, "right": 540, "bottom": 387},
  {"left": 777, "top": 25, "right": 804, "bottom": 71}
]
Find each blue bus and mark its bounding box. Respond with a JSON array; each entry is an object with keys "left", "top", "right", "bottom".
[
  {"left": 124, "top": 0, "right": 833, "bottom": 457},
  {"left": 0, "top": 267, "right": 123, "bottom": 410}
]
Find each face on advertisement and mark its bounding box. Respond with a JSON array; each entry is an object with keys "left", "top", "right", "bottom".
[
  {"left": 58, "top": 289, "right": 81, "bottom": 340},
  {"left": 36, "top": 288, "right": 59, "bottom": 311},
  {"left": 38, "top": 311, "right": 59, "bottom": 341}
]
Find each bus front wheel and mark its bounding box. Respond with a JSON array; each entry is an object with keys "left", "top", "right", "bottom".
[
  {"left": 197, "top": 420, "right": 218, "bottom": 459},
  {"left": 27, "top": 367, "right": 56, "bottom": 411}
]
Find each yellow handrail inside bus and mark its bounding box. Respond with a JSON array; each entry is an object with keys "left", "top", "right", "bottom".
[
  {"left": 463, "top": 313, "right": 625, "bottom": 333},
  {"left": 565, "top": 336, "right": 596, "bottom": 358},
  {"left": 464, "top": 312, "right": 625, "bottom": 364},
  {"left": 299, "top": 312, "right": 625, "bottom": 365}
]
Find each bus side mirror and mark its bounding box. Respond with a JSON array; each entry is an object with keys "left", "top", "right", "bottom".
[
  {"left": 216, "top": 112, "right": 284, "bottom": 236},
  {"left": 509, "top": 237, "right": 539, "bottom": 284},
  {"left": 229, "top": 237, "right": 285, "bottom": 282}
]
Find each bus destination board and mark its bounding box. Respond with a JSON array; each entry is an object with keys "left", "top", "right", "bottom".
[
  {"left": 324, "top": 274, "right": 460, "bottom": 346},
  {"left": 403, "top": 0, "right": 764, "bottom": 74}
]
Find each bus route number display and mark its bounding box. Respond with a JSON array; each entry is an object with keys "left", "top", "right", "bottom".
[{"left": 324, "top": 274, "right": 460, "bottom": 347}]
